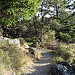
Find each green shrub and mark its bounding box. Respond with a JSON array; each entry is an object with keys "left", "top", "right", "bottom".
[
  {"left": 59, "top": 32, "right": 71, "bottom": 43},
  {"left": 43, "top": 30, "right": 55, "bottom": 42},
  {"left": 53, "top": 43, "right": 75, "bottom": 64}
]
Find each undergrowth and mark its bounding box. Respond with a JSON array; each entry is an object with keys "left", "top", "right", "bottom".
[
  {"left": 0, "top": 40, "right": 31, "bottom": 75},
  {"left": 52, "top": 43, "right": 75, "bottom": 64}
]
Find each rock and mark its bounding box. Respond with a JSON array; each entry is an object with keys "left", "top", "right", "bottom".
[
  {"left": 0, "top": 37, "right": 30, "bottom": 49},
  {"left": 0, "top": 37, "right": 8, "bottom": 42},
  {"left": 8, "top": 39, "right": 20, "bottom": 47},
  {"left": 0, "top": 37, "right": 20, "bottom": 47},
  {"left": 50, "top": 62, "right": 75, "bottom": 75}
]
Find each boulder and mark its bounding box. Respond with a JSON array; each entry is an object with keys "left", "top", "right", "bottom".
[
  {"left": 8, "top": 39, "right": 20, "bottom": 47},
  {"left": 50, "top": 62, "right": 75, "bottom": 75},
  {"left": 0, "top": 37, "right": 20, "bottom": 47}
]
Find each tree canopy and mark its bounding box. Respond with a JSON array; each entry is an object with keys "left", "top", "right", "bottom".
[
  {"left": 0, "top": 0, "right": 75, "bottom": 43},
  {"left": 0, "top": 0, "right": 42, "bottom": 26}
]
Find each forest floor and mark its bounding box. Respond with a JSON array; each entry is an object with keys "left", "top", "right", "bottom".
[{"left": 23, "top": 48, "right": 54, "bottom": 75}]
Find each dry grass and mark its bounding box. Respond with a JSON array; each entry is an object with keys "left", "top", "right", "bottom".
[
  {"left": 35, "top": 51, "right": 42, "bottom": 60},
  {"left": 0, "top": 38, "right": 32, "bottom": 75},
  {"left": 0, "top": 37, "right": 42, "bottom": 75},
  {"left": 44, "top": 41, "right": 58, "bottom": 50}
]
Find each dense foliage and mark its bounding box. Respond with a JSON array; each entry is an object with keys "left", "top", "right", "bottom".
[
  {"left": 0, "top": 0, "right": 42, "bottom": 26},
  {"left": 0, "top": 0, "right": 75, "bottom": 43}
]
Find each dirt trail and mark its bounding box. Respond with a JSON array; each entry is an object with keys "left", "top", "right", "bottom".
[{"left": 22, "top": 48, "right": 54, "bottom": 75}]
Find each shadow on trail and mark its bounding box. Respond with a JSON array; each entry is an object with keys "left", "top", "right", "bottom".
[
  {"left": 22, "top": 64, "right": 50, "bottom": 75},
  {"left": 38, "top": 52, "right": 53, "bottom": 64},
  {"left": 22, "top": 49, "right": 54, "bottom": 75}
]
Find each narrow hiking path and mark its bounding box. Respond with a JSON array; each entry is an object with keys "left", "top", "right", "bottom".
[{"left": 23, "top": 48, "right": 54, "bottom": 75}]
